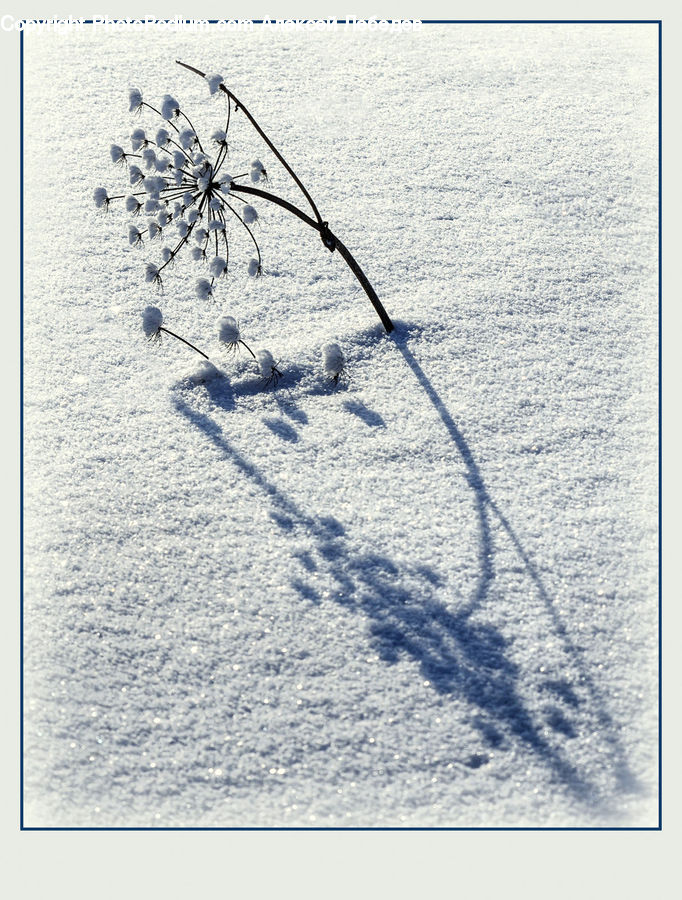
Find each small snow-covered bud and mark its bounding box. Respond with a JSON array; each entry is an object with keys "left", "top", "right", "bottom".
[
  {"left": 197, "top": 173, "right": 211, "bottom": 192},
  {"left": 130, "top": 127, "right": 147, "bottom": 151},
  {"left": 129, "top": 165, "right": 144, "bottom": 185},
  {"left": 142, "top": 147, "right": 157, "bottom": 170},
  {"left": 155, "top": 155, "right": 171, "bottom": 173},
  {"left": 218, "top": 315, "right": 240, "bottom": 345},
  {"left": 208, "top": 219, "right": 225, "bottom": 232},
  {"left": 191, "top": 246, "right": 205, "bottom": 261},
  {"left": 206, "top": 73, "right": 224, "bottom": 95},
  {"left": 157, "top": 209, "right": 170, "bottom": 227},
  {"left": 247, "top": 258, "right": 261, "bottom": 277},
  {"left": 212, "top": 129, "right": 227, "bottom": 144},
  {"left": 177, "top": 220, "right": 189, "bottom": 238},
  {"left": 128, "top": 224, "right": 143, "bottom": 246},
  {"left": 195, "top": 278, "right": 213, "bottom": 301},
  {"left": 161, "top": 94, "right": 180, "bottom": 121},
  {"left": 110, "top": 144, "right": 125, "bottom": 165},
  {"left": 147, "top": 219, "right": 161, "bottom": 241},
  {"left": 250, "top": 159, "right": 267, "bottom": 182},
  {"left": 322, "top": 343, "right": 346, "bottom": 382},
  {"left": 210, "top": 256, "right": 227, "bottom": 278},
  {"left": 144, "top": 199, "right": 161, "bottom": 215},
  {"left": 187, "top": 208, "right": 199, "bottom": 224},
  {"left": 194, "top": 228, "right": 208, "bottom": 244},
  {"left": 93, "top": 187, "right": 109, "bottom": 209},
  {"left": 161, "top": 246, "right": 173, "bottom": 263},
  {"left": 173, "top": 150, "right": 186, "bottom": 170},
  {"left": 183, "top": 192, "right": 195, "bottom": 207},
  {"left": 145, "top": 262, "right": 160, "bottom": 283},
  {"left": 129, "top": 88, "right": 143, "bottom": 114},
  {"left": 155, "top": 128, "right": 170, "bottom": 147},
  {"left": 209, "top": 197, "right": 222, "bottom": 210},
  {"left": 141, "top": 305, "right": 163, "bottom": 337},
  {"left": 243, "top": 205, "right": 258, "bottom": 225},
  {"left": 217, "top": 173, "right": 233, "bottom": 193},
  {"left": 173, "top": 202, "right": 183, "bottom": 217},
  {"left": 179, "top": 128, "right": 196, "bottom": 150},
  {"left": 193, "top": 151, "right": 209, "bottom": 167},
  {"left": 143, "top": 176, "right": 165, "bottom": 198},
  {"left": 125, "top": 194, "right": 141, "bottom": 215},
  {"left": 189, "top": 360, "right": 220, "bottom": 384},
  {"left": 172, "top": 170, "right": 184, "bottom": 186},
  {"left": 257, "top": 349, "right": 276, "bottom": 378}
]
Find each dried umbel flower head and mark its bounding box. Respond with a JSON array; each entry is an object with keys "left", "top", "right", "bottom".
[
  {"left": 142, "top": 305, "right": 163, "bottom": 339},
  {"left": 257, "top": 349, "right": 283, "bottom": 387},
  {"left": 93, "top": 187, "right": 110, "bottom": 209},
  {"left": 161, "top": 93, "right": 180, "bottom": 120},
  {"left": 195, "top": 278, "right": 214, "bottom": 301},
  {"left": 209, "top": 256, "right": 227, "bottom": 278},
  {"left": 242, "top": 205, "right": 258, "bottom": 225},
  {"left": 322, "top": 343, "right": 347, "bottom": 384},
  {"left": 206, "top": 73, "right": 224, "bottom": 95},
  {"left": 218, "top": 315, "right": 240, "bottom": 347},
  {"left": 129, "top": 88, "right": 143, "bottom": 113}
]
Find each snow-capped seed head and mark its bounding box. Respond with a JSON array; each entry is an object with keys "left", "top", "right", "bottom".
[
  {"left": 110, "top": 144, "right": 126, "bottom": 165},
  {"left": 142, "top": 147, "right": 157, "bottom": 170},
  {"left": 129, "top": 88, "right": 143, "bottom": 113},
  {"left": 197, "top": 173, "right": 211, "bottom": 192},
  {"left": 190, "top": 246, "right": 205, "bottom": 261},
  {"left": 155, "top": 127, "right": 170, "bottom": 147},
  {"left": 93, "top": 187, "right": 110, "bottom": 209},
  {"left": 172, "top": 170, "right": 184, "bottom": 186},
  {"left": 125, "top": 194, "right": 141, "bottom": 214},
  {"left": 177, "top": 220, "right": 189, "bottom": 239},
  {"left": 209, "top": 197, "right": 222, "bottom": 210},
  {"left": 173, "top": 202, "right": 183, "bottom": 217},
  {"left": 187, "top": 208, "right": 199, "bottom": 224},
  {"left": 141, "top": 305, "right": 163, "bottom": 337},
  {"left": 173, "top": 150, "right": 186, "bottom": 170},
  {"left": 195, "top": 278, "right": 213, "bottom": 301},
  {"left": 208, "top": 219, "right": 225, "bottom": 232},
  {"left": 243, "top": 205, "right": 258, "bottom": 225},
  {"left": 210, "top": 256, "right": 227, "bottom": 279},
  {"left": 322, "top": 343, "right": 346, "bottom": 380},
  {"left": 193, "top": 152, "right": 209, "bottom": 168},
  {"left": 257, "top": 349, "right": 276, "bottom": 378},
  {"left": 194, "top": 228, "right": 208, "bottom": 245},
  {"left": 128, "top": 224, "right": 143, "bottom": 246},
  {"left": 130, "top": 127, "right": 147, "bottom": 151},
  {"left": 250, "top": 159, "right": 267, "bottom": 183},
  {"left": 129, "top": 165, "right": 144, "bottom": 186},
  {"left": 247, "top": 258, "right": 261, "bottom": 277},
  {"left": 217, "top": 173, "right": 233, "bottom": 192},
  {"left": 211, "top": 129, "right": 227, "bottom": 144},
  {"left": 179, "top": 128, "right": 197, "bottom": 150},
  {"left": 218, "top": 315, "right": 240, "bottom": 345},
  {"left": 189, "top": 360, "right": 220, "bottom": 384},
  {"left": 157, "top": 209, "right": 170, "bottom": 227},
  {"left": 183, "top": 192, "right": 195, "bottom": 207},
  {"left": 206, "top": 73, "right": 224, "bottom": 95},
  {"left": 161, "top": 246, "right": 173, "bottom": 263},
  {"left": 147, "top": 219, "right": 161, "bottom": 241},
  {"left": 144, "top": 198, "right": 161, "bottom": 215},
  {"left": 143, "top": 176, "right": 165, "bottom": 198},
  {"left": 161, "top": 94, "right": 180, "bottom": 121},
  {"left": 145, "top": 262, "right": 160, "bottom": 283},
  {"left": 155, "top": 155, "right": 171, "bottom": 173}
]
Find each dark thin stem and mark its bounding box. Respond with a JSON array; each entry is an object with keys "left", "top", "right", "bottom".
[
  {"left": 141, "top": 101, "right": 180, "bottom": 134},
  {"left": 176, "top": 60, "right": 323, "bottom": 226},
  {"left": 178, "top": 109, "right": 204, "bottom": 155},
  {"left": 159, "top": 326, "right": 209, "bottom": 359},
  {"left": 239, "top": 339, "right": 257, "bottom": 361}
]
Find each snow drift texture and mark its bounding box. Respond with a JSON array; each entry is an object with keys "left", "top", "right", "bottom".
[{"left": 22, "top": 24, "right": 658, "bottom": 827}]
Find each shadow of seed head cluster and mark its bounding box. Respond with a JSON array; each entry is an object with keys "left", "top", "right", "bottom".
[{"left": 170, "top": 325, "right": 641, "bottom": 810}]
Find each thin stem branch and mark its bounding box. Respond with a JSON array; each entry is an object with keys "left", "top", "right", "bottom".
[{"left": 158, "top": 326, "right": 209, "bottom": 359}]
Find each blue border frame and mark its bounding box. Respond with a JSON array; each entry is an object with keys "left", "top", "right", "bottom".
[{"left": 19, "top": 18, "right": 663, "bottom": 833}]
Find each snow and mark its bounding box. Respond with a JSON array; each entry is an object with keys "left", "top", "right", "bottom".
[{"left": 22, "top": 23, "right": 658, "bottom": 827}]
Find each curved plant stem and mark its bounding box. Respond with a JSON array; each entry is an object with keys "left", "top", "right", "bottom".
[
  {"left": 176, "top": 59, "right": 395, "bottom": 334},
  {"left": 159, "top": 326, "right": 209, "bottom": 359}
]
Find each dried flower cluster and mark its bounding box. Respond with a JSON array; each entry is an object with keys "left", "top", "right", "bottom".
[{"left": 94, "top": 77, "right": 267, "bottom": 297}]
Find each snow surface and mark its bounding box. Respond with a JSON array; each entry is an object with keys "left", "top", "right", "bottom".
[{"left": 22, "top": 23, "right": 658, "bottom": 827}]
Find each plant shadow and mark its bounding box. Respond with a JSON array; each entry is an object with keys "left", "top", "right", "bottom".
[{"left": 169, "top": 324, "right": 642, "bottom": 813}]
